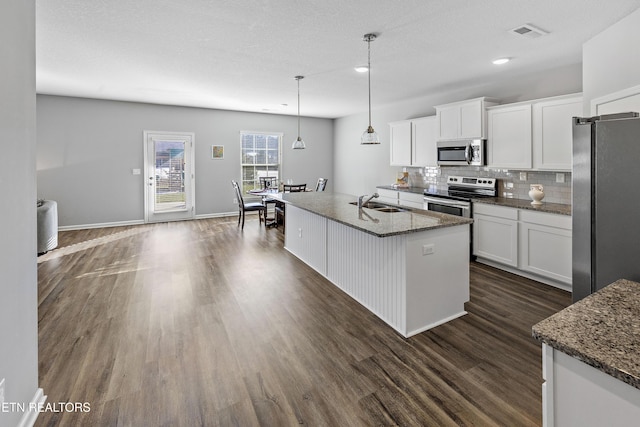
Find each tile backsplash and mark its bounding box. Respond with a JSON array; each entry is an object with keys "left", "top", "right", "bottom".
[{"left": 405, "top": 166, "right": 572, "bottom": 205}]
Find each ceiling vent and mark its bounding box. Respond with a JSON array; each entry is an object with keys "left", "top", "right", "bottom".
[{"left": 509, "top": 24, "right": 549, "bottom": 39}]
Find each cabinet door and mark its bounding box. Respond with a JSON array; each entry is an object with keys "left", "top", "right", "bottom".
[
  {"left": 459, "top": 100, "right": 483, "bottom": 139},
  {"left": 519, "top": 221, "right": 572, "bottom": 284},
  {"left": 488, "top": 104, "right": 532, "bottom": 169},
  {"left": 533, "top": 96, "right": 582, "bottom": 170},
  {"left": 399, "top": 191, "right": 425, "bottom": 210},
  {"left": 389, "top": 121, "right": 412, "bottom": 166},
  {"left": 376, "top": 188, "right": 399, "bottom": 205},
  {"left": 473, "top": 213, "right": 518, "bottom": 266},
  {"left": 437, "top": 105, "right": 460, "bottom": 140},
  {"left": 412, "top": 116, "right": 438, "bottom": 166}
]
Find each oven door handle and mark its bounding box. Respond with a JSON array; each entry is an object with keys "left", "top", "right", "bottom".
[
  {"left": 464, "top": 142, "right": 471, "bottom": 164},
  {"left": 423, "top": 196, "right": 470, "bottom": 207}
]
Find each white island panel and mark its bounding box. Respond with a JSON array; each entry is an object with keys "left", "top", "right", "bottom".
[
  {"left": 326, "top": 220, "right": 470, "bottom": 337},
  {"left": 284, "top": 205, "right": 327, "bottom": 276},
  {"left": 327, "top": 220, "right": 407, "bottom": 334}
]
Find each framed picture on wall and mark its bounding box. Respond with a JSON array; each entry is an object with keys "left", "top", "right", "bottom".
[{"left": 211, "top": 145, "right": 224, "bottom": 159}]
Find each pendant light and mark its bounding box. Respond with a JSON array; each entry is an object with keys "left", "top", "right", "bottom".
[
  {"left": 361, "top": 33, "right": 380, "bottom": 145},
  {"left": 292, "top": 75, "right": 306, "bottom": 149}
]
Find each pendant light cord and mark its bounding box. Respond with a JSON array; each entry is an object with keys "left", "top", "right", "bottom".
[
  {"left": 367, "top": 37, "right": 372, "bottom": 128},
  {"left": 297, "top": 77, "right": 301, "bottom": 138}
]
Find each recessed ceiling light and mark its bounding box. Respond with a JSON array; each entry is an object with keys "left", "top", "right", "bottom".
[
  {"left": 354, "top": 65, "right": 369, "bottom": 73},
  {"left": 492, "top": 57, "right": 511, "bottom": 65}
]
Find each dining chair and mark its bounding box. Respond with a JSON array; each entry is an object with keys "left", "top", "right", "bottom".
[
  {"left": 259, "top": 176, "right": 278, "bottom": 190},
  {"left": 231, "top": 180, "right": 265, "bottom": 230},
  {"left": 315, "top": 178, "right": 328, "bottom": 192},
  {"left": 283, "top": 183, "right": 306, "bottom": 192},
  {"left": 259, "top": 176, "right": 278, "bottom": 224}
]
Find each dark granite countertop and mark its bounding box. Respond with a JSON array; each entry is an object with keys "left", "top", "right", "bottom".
[
  {"left": 473, "top": 197, "right": 572, "bottom": 216},
  {"left": 375, "top": 185, "right": 572, "bottom": 216},
  {"left": 280, "top": 192, "right": 472, "bottom": 238},
  {"left": 532, "top": 279, "right": 640, "bottom": 390}
]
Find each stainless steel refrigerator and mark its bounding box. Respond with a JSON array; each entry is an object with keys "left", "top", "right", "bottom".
[{"left": 572, "top": 112, "right": 640, "bottom": 302}]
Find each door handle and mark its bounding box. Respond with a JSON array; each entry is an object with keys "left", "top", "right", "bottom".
[{"left": 464, "top": 143, "right": 471, "bottom": 164}]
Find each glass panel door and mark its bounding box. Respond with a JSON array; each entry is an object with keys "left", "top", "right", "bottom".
[{"left": 144, "top": 131, "right": 195, "bottom": 223}]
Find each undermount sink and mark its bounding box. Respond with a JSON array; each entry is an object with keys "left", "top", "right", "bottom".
[{"left": 348, "top": 201, "right": 408, "bottom": 213}]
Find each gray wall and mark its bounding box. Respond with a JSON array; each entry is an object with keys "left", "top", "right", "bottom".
[
  {"left": 37, "top": 96, "right": 334, "bottom": 227},
  {"left": 333, "top": 63, "right": 583, "bottom": 197},
  {"left": 583, "top": 8, "right": 640, "bottom": 111},
  {"left": 0, "top": 0, "right": 40, "bottom": 426}
]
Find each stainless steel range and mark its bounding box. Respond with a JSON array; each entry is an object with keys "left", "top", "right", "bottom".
[
  {"left": 423, "top": 176, "right": 497, "bottom": 217},
  {"left": 424, "top": 176, "right": 497, "bottom": 258}
]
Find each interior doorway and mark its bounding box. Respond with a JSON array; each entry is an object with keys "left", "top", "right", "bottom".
[{"left": 143, "top": 131, "right": 195, "bottom": 223}]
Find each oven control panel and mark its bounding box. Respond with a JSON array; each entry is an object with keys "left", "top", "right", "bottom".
[{"left": 447, "top": 176, "right": 495, "bottom": 189}]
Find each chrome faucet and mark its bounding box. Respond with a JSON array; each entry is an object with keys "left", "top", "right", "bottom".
[{"left": 357, "top": 192, "right": 379, "bottom": 209}]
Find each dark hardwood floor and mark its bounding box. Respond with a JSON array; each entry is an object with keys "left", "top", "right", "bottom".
[{"left": 35, "top": 216, "right": 570, "bottom": 426}]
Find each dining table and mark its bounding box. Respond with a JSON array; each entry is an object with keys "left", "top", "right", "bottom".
[{"left": 246, "top": 188, "right": 284, "bottom": 227}]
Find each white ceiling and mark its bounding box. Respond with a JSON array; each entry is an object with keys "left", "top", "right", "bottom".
[{"left": 36, "top": 0, "right": 640, "bottom": 119}]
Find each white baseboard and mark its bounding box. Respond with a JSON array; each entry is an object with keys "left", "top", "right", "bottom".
[
  {"left": 58, "top": 212, "right": 245, "bottom": 231},
  {"left": 58, "top": 219, "right": 145, "bottom": 231},
  {"left": 474, "top": 258, "right": 572, "bottom": 292},
  {"left": 194, "top": 211, "right": 241, "bottom": 220},
  {"left": 17, "top": 388, "right": 46, "bottom": 427}
]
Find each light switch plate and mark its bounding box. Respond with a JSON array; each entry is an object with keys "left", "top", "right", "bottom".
[
  {"left": 519, "top": 172, "right": 527, "bottom": 181},
  {"left": 132, "top": 168, "right": 141, "bottom": 175},
  {"left": 556, "top": 173, "right": 565, "bottom": 183}
]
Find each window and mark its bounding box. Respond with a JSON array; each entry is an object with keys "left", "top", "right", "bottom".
[{"left": 240, "top": 131, "right": 282, "bottom": 193}]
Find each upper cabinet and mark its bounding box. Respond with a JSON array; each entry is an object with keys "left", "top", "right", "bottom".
[
  {"left": 532, "top": 94, "right": 583, "bottom": 170},
  {"left": 389, "top": 116, "right": 438, "bottom": 166},
  {"left": 389, "top": 120, "right": 412, "bottom": 166},
  {"left": 435, "top": 97, "right": 500, "bottom": 141},
  {"left": 487, "top": 103, "right": 533, "bottom": 169},
  {"left": 487, "top": 93, "right": 582, "bottom": 171}
]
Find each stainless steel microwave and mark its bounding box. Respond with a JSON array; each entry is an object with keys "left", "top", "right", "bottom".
[{"left": 436, "top": 139, "right": 486, "bottom": 166}]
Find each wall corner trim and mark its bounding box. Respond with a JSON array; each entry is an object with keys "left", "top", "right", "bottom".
[{"left": 17, "top": 388, "right": 46, "bottom": 427}]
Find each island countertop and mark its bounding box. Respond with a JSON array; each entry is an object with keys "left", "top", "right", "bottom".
[
  {"left": 279, "top": 192, "right": 472, "bottom": 237},
  {"left": 532, "top": 279, "right": 640, "bottom": 390}
]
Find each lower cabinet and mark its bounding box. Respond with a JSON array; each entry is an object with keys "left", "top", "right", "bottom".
[
  {"left": 473, "top": 203, "right": 572, "bottom": 288},
  {"left": 518, "top": 210, "right": 572, "bottom": 284},
  {"left": 376, "top": 188, "right": 399, "bottom": 206},
  {"left": 399, "top": 191, "right": 425, "bottom": 210},
  {"left": 473, "top": 204, "right": 518, "bottom": 267},
  {"left": 542, "top": 344, "right": 640, "bottom": 427},
  {"left": 376, "top": 188, "right": 425, "bottom": 210}
]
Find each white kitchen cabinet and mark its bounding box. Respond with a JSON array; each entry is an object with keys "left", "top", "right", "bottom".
[
  {"left": 412, "top": 116, "right": 438, "bottom": 166},
  {"left": 518, "top": 210, "right": 572, "bottom": 285},
  {"left": 284, "top": 205, "right": 327, "bottom": 275},
  {"left": 487, "top": 103, "right": 533, "bottom": 169},
  {"left": 591, "top": 83, "right": 640, "bottom": 115},
  {"left": 472, "top": 204, "right": 518, "bottom": 267},
  {"left": 542, "top": 344, "right": 640, "bottom": 427},
  {"left": 399, "top": 191, "right": 425, "bottom": 210},
  {"left": 473, "top": 202, "right": 572, "bottom": 289},
  {"left": 389, "top": 116, "right": 438, "bottom": 166},
  {"left": 375, "top": 188, "right": 426, "bottom": 210},
  {"left": 532, "top": 94, "right": 582, "bottom": 171},
  {"left": 435, "top": 97, "right": 500, "bottom": 141},
  {"left": 376, "top": 188, "right": 399, "bottom": 205},
  {"left": 389, "top": 120, "right": 412, "bottom": 166}
]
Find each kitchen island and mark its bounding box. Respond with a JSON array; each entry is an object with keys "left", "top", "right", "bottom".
[
  {"left": 280, "top": 192, "right": 473, "bottom": 337},
  {"left": 532, "top": 279, "right": 640, "bottom": 426}
]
